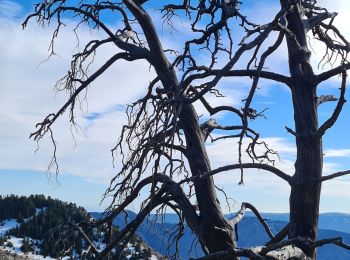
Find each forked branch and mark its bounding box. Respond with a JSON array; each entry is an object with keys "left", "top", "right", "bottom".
[
  {"left": 231, "top": 202, "right": 274, "bottom": 240},
  {"left": 316, "top": 69, "right": 347, "bottom": 138}
]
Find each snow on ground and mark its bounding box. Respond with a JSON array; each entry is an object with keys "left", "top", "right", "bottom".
[
  {"left": 0, "top": 219, "right": 19, "bottom": 236},
  {"left": 0, "top": 234, "right": 159, "bottom": 260},
  {"left": 35, "top": 207, "right": 47, "bottom": 216},
  {"left": 0, "top": 236, "right": 56, "bottom": 260},
  {"left": 0, "top": 235, "right": 71, "bottom": 260},
  {"left": 0, "top": 208, "right": 47, "bottom": 232},
  {"left": 0, "top": 211, "right": 59, "bottom": 260},
  {"left": 95, "top": 237, "right": 106, "bottom": 251},
  {"left": 128, "top": 243, "right": 136, "bottom": 254},
  {"left": 0, "top": 210, "right": 159, "bottom": 259}
]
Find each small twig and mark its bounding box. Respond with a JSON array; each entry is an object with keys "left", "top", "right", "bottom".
[{"left": 285, "top": 126, "right": 299, "bottom": 137}]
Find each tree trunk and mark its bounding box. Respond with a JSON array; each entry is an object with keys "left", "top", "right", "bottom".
[
  {"left": 180, "top": 104, "right": 237, "bottom": 257},
  {"left": 132, "top": 3, "right": 237, "bottom": 253},
  {"left": 152, "top": 52, "right": 237, "bottom": 257},
  {"left": 282, "top": 1, "right": 323, "bottom": 258},
  {"left": 289, "top": 84, "right": 322, "bottom": 259}
]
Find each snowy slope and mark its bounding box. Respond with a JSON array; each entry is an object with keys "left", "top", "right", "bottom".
[
  {"left": 0, "top": 219, "right": 19, "bottom": 236},
  {"left": 0, "top": 208, "right": 160, "bottom": 259}
]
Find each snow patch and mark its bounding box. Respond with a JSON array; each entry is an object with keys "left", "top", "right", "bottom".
[
  {"left": 35, "top": 207, "right": 47, "bottom": 216},
  {"left": 0, "top": 236, "right": 56, "bottom": 260},
  {"left": 0, "top": 219, "right": 19, "bottom": 236}
]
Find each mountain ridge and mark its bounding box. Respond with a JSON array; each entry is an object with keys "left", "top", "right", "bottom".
[{"left": 91, "top": 210, "right": 350, "bottom": 259}]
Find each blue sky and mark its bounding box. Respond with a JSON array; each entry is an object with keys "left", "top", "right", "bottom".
[
  {"left": 1, "top": 0, "right": 350, "bottom": 213},
  {"left": 0, "top": 169, "right": 109, "bottom": 211}
]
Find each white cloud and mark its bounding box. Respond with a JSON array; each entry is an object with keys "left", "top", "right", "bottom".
[
  {"left": 0, "top": 0, "right": 22, "bottom": 18},
  {"left": 324, "top": 149, "right": 350, "bottom": 158},
  {"left": 205, "top": 134, "right": 350, "bottom": 212},
  {"left": 322, "top": 178, "right": 350, "bottom": 199},
  {"left": 0, "top": 12, "right": 155, "bottom": 184}
]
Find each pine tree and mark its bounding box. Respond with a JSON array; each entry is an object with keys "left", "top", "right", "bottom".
[{"left": 21, "top": 237, "right": 32, "bottom": 254}]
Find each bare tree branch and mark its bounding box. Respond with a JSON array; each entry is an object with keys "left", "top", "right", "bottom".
[
  {"left": 70, "top": 222, "right": 101, "bottom": 258},
  {"left": 266, "top": 223, "right": 289, "bottom": 246},
  {"left": 184, "top": 69, "right": 291, "bottom": 87},
  {"left": 320, "top": 169, "right": 350, "bottom": 182},
  {"left": 316, "top": 69, "right": 347, "bottom": 137},
  {"left": 305, "top": 11, "right": 337, "bottom": 32},
  {"left": 181, "top": 163, "right": 292, "bottom": 184},
  {"left": 316, "top": 62, "right": 350, "bottom": 83},
  {"left": 231, "top": 202, "right": 275, "bottom": 240},
  {"left": 30, "top": 52, "right": 145, "bottom": 141}
]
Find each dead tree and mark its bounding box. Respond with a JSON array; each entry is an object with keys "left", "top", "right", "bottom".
[{"left": 24, "top": 0, "right": 350, "bottom": 259}]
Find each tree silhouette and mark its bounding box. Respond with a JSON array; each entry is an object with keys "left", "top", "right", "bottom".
[{"left": 24, "top": 0, "right": 350, "bottom": 259}]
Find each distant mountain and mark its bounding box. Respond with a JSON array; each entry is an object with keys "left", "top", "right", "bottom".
[
  {"left": 241, "top": 212, "right": 350, "bottom": 234},
  {"left": 151, "top": 211, "right": 350, "bottom": 233},
  {"left": 240, "top": 212, "right": 350, "bottom": 234},
  {"left": 92, "top": 211, "right": 201, "bottom": 259},
  {"left": 92, "top": 211, "right": 350, "bottom": 259},
  {"left": 318, "top": 213, "right": 350, "bottom": 233}
]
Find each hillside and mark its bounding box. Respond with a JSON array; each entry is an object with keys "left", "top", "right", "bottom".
[
  {"left": 0, "top": 195, "right": 160, "bottom": 259},
  {"left": 2, "top": 195, "right": 350, "bottom": 259}
]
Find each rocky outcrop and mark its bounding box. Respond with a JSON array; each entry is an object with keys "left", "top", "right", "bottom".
[{"left": 0, "top": 250, "right": 28, "bottom": 260}]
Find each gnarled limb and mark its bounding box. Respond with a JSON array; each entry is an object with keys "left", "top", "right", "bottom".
[
  {"left": 266, "top": 223, "right": 289, "bottom": 246},
  {"left": 231, "top": 202, "right": 274, "bottom": 240},
  {"left": 181, "top": 163, "right": 292, "bottom": 184},
  {"left": 316, "top": 62, "right": 350, "bottom": 83},
  {"left": 316, "top": 70, "right": 347, "bottom": 138},
  {"left": 305, "top": 11, "right": 337, "bottom": 32},
  {"left": 183, "top": 69, "right": 291, "bottom": 88}
]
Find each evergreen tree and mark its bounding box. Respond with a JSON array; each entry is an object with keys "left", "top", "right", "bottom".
[{"left": 21, "top": 237, "right": 34, "bottom": 254}]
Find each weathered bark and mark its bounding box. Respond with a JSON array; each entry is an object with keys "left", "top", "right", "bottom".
[
  {"left": 155, "top": 72, "right": 237, "bottom": 257},
  {"left": 154, "top": 59, "right": 237, "bottom": 258},
  {"left": 180, "top": 104, "right": 236, "bottom": 256},
  {"left": 282, "top": 1, "right": 323, "bottom": 258},
  {"left": 289, "top": 84, "right": 322, "bottom": 258},
  {"left": 123, "top": 2, "right": 237, "bottom": 256},
  {"left": 153, "top": 69, "right": 237, "bottom": 257}
]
